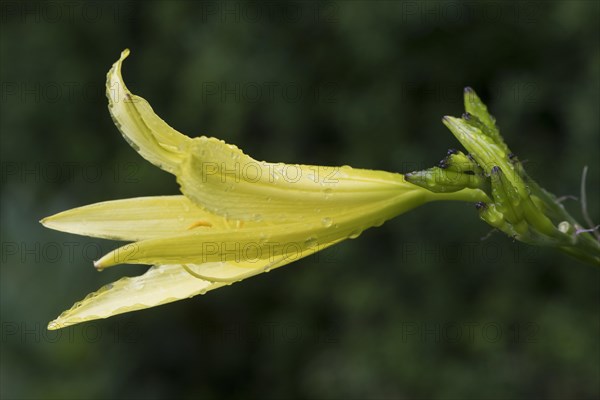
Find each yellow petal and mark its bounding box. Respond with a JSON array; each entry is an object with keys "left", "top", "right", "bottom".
[
  {"left": 40, "top": 196, "right": 243, "bottom": 241},
  {"left": 108, "top": 50, "right": 420, "bottom": 222},
  {"left": 94, "top": 192, "right": 426, "bottom": 269},
  {"left": 106, "top": 49, "right": 191, "bottom": 174},
  {"left": 49, "top": 237, "right": 347, "bottom": 330},
  {"left": 178, "top": 136, "right": 414, "bottom": 222},
  {"left": 48, "top": 264, "right": 226, "bottom": 330}
]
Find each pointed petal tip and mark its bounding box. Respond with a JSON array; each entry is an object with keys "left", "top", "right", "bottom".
[
  {"left": 93, "top": 252, "right": 120, "bottom": 270},
  {"left": 39, "top": 214, "right": 61, "bottom": 230},
  {"left": 47, "top": 319, "right": 68, "bottom": 331},
  {"left": 93, "top": 259, "right": 105, "bottom": 270}
]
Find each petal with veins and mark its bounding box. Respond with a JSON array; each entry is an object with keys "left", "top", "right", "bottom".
[
  {"left": 41, "top": 196, "right": 245, "bottom": 241},
  {"left": 178, "top": 136, "right": 413, "bottom": 222},
  {"left": 48, "top": 239, "right": 342, "bottom": 330},
  {"left": 94, "top": 193, "right": 426, "bottom": 269},
  {"left": 48, "top": 264, "right": 226, "bottom": 330},
  {"left": 107, "top": 48, "right": 419, "bottom": 223}
]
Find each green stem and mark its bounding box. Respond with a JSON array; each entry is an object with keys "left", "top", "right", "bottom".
[{"left": 425, "top": 188, "right": 490, "bottom": 204}]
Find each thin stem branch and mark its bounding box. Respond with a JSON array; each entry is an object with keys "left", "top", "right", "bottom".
[{"left": 580, "top": 166, "right": 600, "bottom": 241}]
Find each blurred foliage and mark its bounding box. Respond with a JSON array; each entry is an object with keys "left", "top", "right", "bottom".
[{"left": 1, "top": 1, "right": 599, "bottom": 399}]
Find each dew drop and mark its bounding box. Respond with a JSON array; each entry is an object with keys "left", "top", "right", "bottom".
[
  {"left": 304, "top": 237, "right": 318, "bottom": 248},
  {"left": 348, "top": 229, "right": 362, "bottom": 239},
  {"left": 558, "top": 221, "right": 571, "bottom": 233},
  {"left": 321, "top": 217, "right": 333, "bottom": 227}
]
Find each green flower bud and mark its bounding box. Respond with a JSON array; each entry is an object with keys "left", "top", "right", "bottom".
[
  {"left": 405, "top": 164, "right": 486, "bottom": 193},
  {"left": 463, "top": 87, "right": 509, "bottom": 154},
  {"left": 476, "top": 202, "right": 520, "bottom": 238},
  {"left": 438, "top": 149, "right": 483, "bottom": 175},
  {"left": 440, "top": 88, "right": 600, "bottom": 265}
]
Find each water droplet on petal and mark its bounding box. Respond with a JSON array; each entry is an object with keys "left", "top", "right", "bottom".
[
  {"left": 321, "top": 217, "right": 333, "bottom": 227},
  {"left": 304, "top": 237, "right": 318, "bottom": 248},
  {"left": 348, "top": 229, "right": 362, "bottom": 239}
]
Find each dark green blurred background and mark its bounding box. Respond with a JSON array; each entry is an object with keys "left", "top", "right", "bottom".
[{"left": 1, "top": 1, "right": 599, "bottom": 399}]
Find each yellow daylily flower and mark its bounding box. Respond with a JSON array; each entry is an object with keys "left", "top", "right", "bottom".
[{"left": 41, "top": 49, "right": 488, "bottom": 330}]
